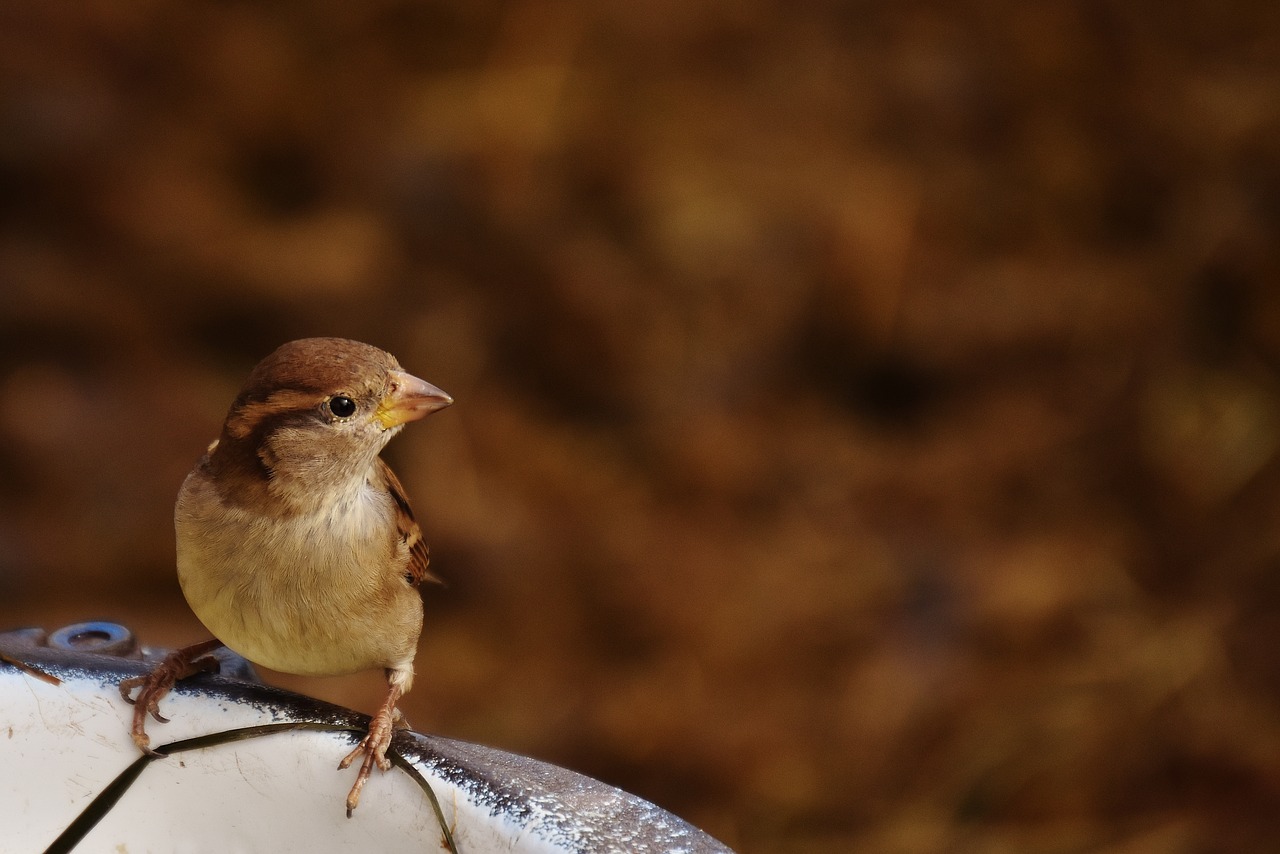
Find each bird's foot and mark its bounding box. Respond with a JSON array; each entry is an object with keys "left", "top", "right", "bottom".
[
  {"left": 339, "top": 687, "right": 404, "bottom": 816},
  {"left": 118, "top": 639, "right": 223, "bottom": 754}
]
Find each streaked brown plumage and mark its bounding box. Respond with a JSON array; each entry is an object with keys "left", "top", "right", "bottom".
[{"left": 119, "top": 337, "right": 452, "bottom": 815}]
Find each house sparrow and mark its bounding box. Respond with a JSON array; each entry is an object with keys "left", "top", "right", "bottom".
[{"left": 119, "top": 337, "right": 452, "bottom": 815}]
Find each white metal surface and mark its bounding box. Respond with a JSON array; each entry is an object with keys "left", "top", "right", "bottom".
[{"left": 2, "top": 633, "right": 733, "bottom": 854}]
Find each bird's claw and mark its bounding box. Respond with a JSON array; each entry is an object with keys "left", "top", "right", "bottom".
[
  {"left": 118, "top": 675, "right": 144, "bottom": 705},
  {"left": 121, "top": 667, "right": 178, "bottom": 753},
  {"left": 340, "top": 702, "right": 399, "bottom": 816},
  {"left": 116, "top": 640, "right": 223, "bottom": 757}
]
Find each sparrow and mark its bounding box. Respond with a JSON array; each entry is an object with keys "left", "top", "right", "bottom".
[{"left": 119, "top": 337, "right": 452, "bottom": 815}]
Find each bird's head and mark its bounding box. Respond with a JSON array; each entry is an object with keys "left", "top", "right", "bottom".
[{"left": 210, "top": 338, "right": 452, "bottom": 510}]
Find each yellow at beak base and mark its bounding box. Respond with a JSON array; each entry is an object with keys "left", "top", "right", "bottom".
[{"left": 375, "top": 370, "right": 453, "bottom": 429}]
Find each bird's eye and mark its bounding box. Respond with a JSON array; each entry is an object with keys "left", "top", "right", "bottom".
[{"left": 327, "top": 395, "right": 357, "bottom": 418}]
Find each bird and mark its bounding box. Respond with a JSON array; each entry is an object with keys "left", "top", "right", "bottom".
[{"left": 119, "top": 337, "right": 452, "bottom": 815}]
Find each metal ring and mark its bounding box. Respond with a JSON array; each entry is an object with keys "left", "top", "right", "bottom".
[{"left": 47, "top": 622, "right": 137, "bottom": 657}]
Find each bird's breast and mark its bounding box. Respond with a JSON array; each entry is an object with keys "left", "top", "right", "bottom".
[{"left": 174, "top": 469, "right": 422, "bottom": 676}]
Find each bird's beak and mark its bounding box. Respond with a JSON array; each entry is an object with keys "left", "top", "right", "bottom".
[{"left": 376, "top": 370, "right": 453, "bottom": 428}]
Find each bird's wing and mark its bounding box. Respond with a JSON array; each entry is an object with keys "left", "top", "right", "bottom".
[{"left": 377, "top": 458, "right": 442, "bottom": 587}]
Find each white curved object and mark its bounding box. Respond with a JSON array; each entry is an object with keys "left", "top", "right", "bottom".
[{"left": 2, "top": 626, "right": 733, "bottom": 854}]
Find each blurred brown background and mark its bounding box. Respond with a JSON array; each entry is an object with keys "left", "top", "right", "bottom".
[{"left": 3, "top": 2, "right": 1280, "bottom": 851}]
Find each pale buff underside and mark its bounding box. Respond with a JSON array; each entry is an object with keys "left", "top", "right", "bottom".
[{"left": 175, "top": 464, "right": 422, "bottom": 685}]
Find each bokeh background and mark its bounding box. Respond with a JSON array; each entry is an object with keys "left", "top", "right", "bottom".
[{"left": 3, "top": 2, "right": 1280, "bottom": 851}]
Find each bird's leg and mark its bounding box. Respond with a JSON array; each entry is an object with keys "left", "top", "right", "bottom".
[
  {"left": 118, "top": 638, "right": 224, "bottom": 755},
  {"left": 339, "top": 666, "right": 412, "bottom": 817}
]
